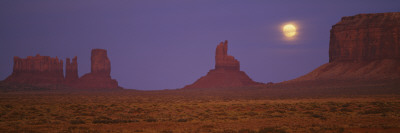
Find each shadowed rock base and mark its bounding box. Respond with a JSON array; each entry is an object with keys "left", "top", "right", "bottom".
[
  {"left": 73, "top": 73, "right": 118, "bottom": 89},
  {"left": 184, "top": 69, "right": 260, "bottom": 89},
  {"left": 183, "top": 40, "right": 261, "bottom": 89},
  {"left": 292, "top": 59, "right": 400, "bottom": 81}
]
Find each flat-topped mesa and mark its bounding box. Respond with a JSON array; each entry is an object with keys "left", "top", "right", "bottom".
[
  {"left": 5, "top": 54, "right": 64, "bottom": 85},
  {"left": 215, "top": 40, "right": 240, "bottom": 70},
  {"left": 65, "top": 56, "right": 78, "bottom": 81},
  {"left": 292, "top": 12, "right": 400, "bottom": 82},
  {"left": 329, "top": 12, "right": 400, "bottom": 62},
  {"left": 183, "top": 40, "right": 261, "bottom": 89},
  {"left": 91, "top": 49, "right": 111, "bottom": 76}
]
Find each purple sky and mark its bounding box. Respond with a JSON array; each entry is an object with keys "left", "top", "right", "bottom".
[{"left": 1, "top": 1, "right": 399, "bottom": 90}]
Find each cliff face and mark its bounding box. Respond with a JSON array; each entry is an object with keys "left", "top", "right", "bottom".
[
  {"left": 65, "top": 56, "right": 78, "bottom": 82},
  {"left": 294, "top": 12, "right": 400, "bottom": 81},
  {"left": 183, "top": 40, "right": 261, "bottom": 89},
  {"left": 215, "top": 40, "right": 240, "bottom": 70},
  {"left": 329, "top": 12, "right": 400, "bottom": 62},
  {"left": 76, "top": 49, "right": 118, "bottom": 89},
  {"left": 90, "top": 49, "right": 111, "bottom": 76},
  {"left": 5, "top": 54, "right": 64, "bottom": 85},
  {"left": 4, "top": 49, "right": 119, "bottom": 89}
]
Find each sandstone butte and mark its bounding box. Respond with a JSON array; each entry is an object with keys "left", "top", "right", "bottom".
[
  {"left": 183, "top": 40, "right": 262, "bottom": 89},
  {"left": 65, "top": 56, "right": 78, "bottom": 82},
  {"left": 4, "top": 54, "right": 64, "bottom": 85},
  {"left": 72, "top": 49, "right": 118, "bottom": 89},
  {"left": 4, "top": 49, "right": 119, "bottom": 89},
  {"left": 292, "top": 12, "right": 400, "bottom": 82}
]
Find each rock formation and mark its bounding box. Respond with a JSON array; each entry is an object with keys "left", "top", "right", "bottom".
[
  {"left": 90, "top": 49, "right": 111, "bottom": 75},
  {"left": 65, "top": 56, "right": 78, "bottom": 82},
  {"left": 75, "top": 49, "right": 118, "bottom": 89},
  {"left": 329, "top": 12, "right": 400, "bottom": 62},
  {"left": 4, "top": 54, "right": 64, "bottom": 85},
  {"left": 215, "top": 40, "right": 240, "bottom": 70},
  {"left": 4, "top": 49, "right": 119, "bottom": 89},
  {"left": 183, "top": 40, "right": 261, "bottom": 89},
  {"left": 293, "top": 12, "right": 400, "bottom": 81}
]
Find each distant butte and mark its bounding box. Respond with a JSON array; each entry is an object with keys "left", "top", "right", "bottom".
[
  {"left": 4, "top": 49, "right": 120, "bottom": 89},
  {"left": 4, "top": 54, "right": 64, "bottom": 85},
  {"left": 72, "top": 49, "right": 118, "bottom": 89},
  {"left": 292, "top": 12, "right": 400, "bottom": 82},
  {"left": 183, "top": 40, "right": 262, "bottom": 89}
]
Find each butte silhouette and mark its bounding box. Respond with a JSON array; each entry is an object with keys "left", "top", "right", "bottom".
[
  {"left": 289, "top": 12, "right": 400, "bottom": 83},
  {"left": 4, "top": 49, "right": 119, "bottom": 89},
  {"left": 183, "top": 40, "right": 262, "bottom": 89}
]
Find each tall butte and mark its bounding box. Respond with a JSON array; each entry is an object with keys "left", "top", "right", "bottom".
[
  {"left": 75, "top": 49, "right": 118, "bottom": 89},
  {"left": 183, "top": 40, "right": 261, "bottom": 89},
  {"left": 292, "top": 12, "right": 400, "bottom": 81}
]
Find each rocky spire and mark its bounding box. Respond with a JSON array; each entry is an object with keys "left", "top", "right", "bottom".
[{"left": 215, "top": 40, "right": 240, "bottom": 70}]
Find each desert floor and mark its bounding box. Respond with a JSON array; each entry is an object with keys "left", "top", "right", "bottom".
[{"left": 1, "top": 82, "right": 400, "bottom": 133}]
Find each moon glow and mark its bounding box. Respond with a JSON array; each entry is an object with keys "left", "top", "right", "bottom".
[{"left": 283, "top": 24, "right": 297, "bottom": 38}]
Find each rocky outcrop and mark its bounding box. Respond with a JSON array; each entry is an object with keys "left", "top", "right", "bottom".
[
  {"left": 65, "top": 56, "right": 78, "bottom": 82},
  {"left": 4, "top": 49, "right": 119, "bottom": 89},
  {"left": 293, "top": 12, "right": 400, "bottom": 82},
  {"left": 90, "top": 49, "right": 111, "bottom": 75},
  {"left": 329, "top": 12, "right": 400, "bottom": 62},
  {"left": 75, "top": 49, "right": 118, "bottom": 89},
  {"left": 4, "top": 54, "right": 64, "bottom": 85},
  {"left": 293, "top": 59, "right": 400, "bottom": 81},
  {"left": 183, "top": 40, "right": 261, "bottom": 89},
  {"left": 215, "top": 40, "right": 240, "bottom": 70},
  {"left": 184, "top": 69, "right": 259, "bottom": 89}
]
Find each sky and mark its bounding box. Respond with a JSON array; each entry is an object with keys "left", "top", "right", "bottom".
[{"left": 0, "top": 0, "right": 399, "bottom": 90}]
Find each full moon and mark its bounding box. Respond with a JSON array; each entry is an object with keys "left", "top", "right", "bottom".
[{"left": 282, "top": 24, "right": 297, "bottom": 38}]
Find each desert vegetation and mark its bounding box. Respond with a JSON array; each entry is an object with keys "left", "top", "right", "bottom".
[{"left": 0, "top": 89, "right": 400, "bottom": 133}]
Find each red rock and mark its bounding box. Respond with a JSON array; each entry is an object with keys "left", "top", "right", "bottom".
[
  {"left": 65, "top": 56, "right": 78, "bottom": 82},
  {"left": 75, "top": 49, "right": 119, "bottom": 89},
  {"left": 292, "top": 59, "right": 400, "bottom": 81},
  {"left": 293, "top": 12, "right": 400, "bottom": 82},
  {"left": 4, "top": 49, "right": 120, "bottom": 89},
  {"left": 215, "top": 40, "right": 240, "bottom": 70},
  {"left": 183, "top": 40, "right": 261, "bottom": 89},
  {"left": 329, "top": 12, "right": 400, "bottom": 62},
  {"left": 91, "top": 49, "right": 111, "bottom": 76},
  {"left": 4, "top": 54, "right": 64, "bottom": 85},
  {"left": 75, "top": 73, "right": 118, "bottom": 89}
]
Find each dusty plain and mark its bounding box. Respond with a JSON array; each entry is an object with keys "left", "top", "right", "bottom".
[{"left": 1, "top": 81, "right": 400, "bottom": 133}]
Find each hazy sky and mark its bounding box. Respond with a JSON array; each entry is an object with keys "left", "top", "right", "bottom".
[{"left": 1, "top": 1, "right": 399, "bottom": 90}]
